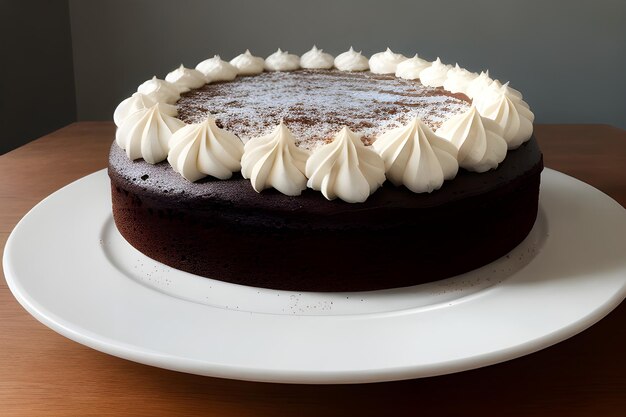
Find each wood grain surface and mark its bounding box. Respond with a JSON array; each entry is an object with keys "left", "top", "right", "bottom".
[{"left": 1, "top": 123, "right": 625, "bottom": 417}]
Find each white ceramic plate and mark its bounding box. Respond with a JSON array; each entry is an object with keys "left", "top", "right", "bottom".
[{"left": 4, "top": 168, "right": 626, "bottom": 384}]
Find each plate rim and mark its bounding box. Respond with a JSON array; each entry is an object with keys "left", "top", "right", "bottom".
[{"left": 4, "top": 168, "right": 626, "bottom": 384}]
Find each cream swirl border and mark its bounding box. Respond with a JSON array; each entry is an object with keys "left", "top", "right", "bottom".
[{"left": 113, "top": 46, "right": 534, "bottom": 202}]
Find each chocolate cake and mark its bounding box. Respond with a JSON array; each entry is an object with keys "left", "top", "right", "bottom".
[{"left": 109, "top": 47, "right": 541, "bottom": 292}]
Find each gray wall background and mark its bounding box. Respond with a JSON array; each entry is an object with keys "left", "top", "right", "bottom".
[
  {"left": 69, "top": 0, "right": 626, "bottom": 128},
  {"left": 2, "top": 0, "right": 625, "bottom": 153}
]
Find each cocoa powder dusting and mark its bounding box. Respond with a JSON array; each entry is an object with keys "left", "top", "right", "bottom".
[{"left": 176, "top": 69, "right": 470, "bottom": 150}]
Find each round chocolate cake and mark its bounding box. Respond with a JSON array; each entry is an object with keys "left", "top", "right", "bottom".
[{"left": 109, "top": 47, "right": 542, "bottom": 292}]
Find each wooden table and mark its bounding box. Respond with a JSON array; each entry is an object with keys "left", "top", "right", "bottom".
[{"left": 1, "top": 123, "right": 625, "bottom": 416}]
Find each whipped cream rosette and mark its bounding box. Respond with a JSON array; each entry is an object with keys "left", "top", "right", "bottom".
[
  {"left": 419, "top": 58, "right": 453, "bottom": 87},
  {"left": 165, "top": 64, "right": 207, "bottom": 93},
  {"left": 300, "top": 46, "right": 334, "bottom": 69},
  {"left": 136, "top": 76, "right": 181, "bottom": 103},
  {"left": 229, "top": 50, "right": 265, "bottom": 75},
  {"left": 436, "top": 106, "right": 507, "bottom": 172},
  {"left": 264, "top": 49, "right": 300, "bottom": 71},
  {"left": 334, "top": 47, "right": 369, "bottom": 71},
  {"left": 306, "top": 127, "right": 385, "bottom": 203},
  {"left": 113, "top": 92, "right": 177, "bottom": 127},
  {"left": 369, "top": 48, "right": 407, "bottom": 74},
  {"left": 196, "top": 55, "right": 238, "bottom": 81},
  {"left": 241, "top": 121, "right": 310, "bottom": 196},
  {"left": 373, "top": 118, "right": 458, "bottom": 193},
  {"left": 395, "top": 54, "right": 430, "bottom": 80},
  {"left": 167, "top": 117, "right": 244, "bottom": 182},
  {"left": 443, "top": 64, "right": 478, "bottom": 95},
  {"left": 115, "top": 103, "right": 184, "bottom": 164}
]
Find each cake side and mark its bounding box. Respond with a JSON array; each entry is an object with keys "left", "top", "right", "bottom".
[
  {"left": 108, "top": 137, "right": 542, "bottom": 225},
  {"left": 109, "top": 137, "right": 543, "bottom": 291}
]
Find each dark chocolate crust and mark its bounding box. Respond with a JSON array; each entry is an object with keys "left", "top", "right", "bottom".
[{"left": 108, "top": 137, "right": 543, "bottom": 292}]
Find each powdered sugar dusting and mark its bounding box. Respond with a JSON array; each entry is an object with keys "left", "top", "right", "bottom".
[{"left": 177, "top": 70, "right": 470, "bottom": 150}]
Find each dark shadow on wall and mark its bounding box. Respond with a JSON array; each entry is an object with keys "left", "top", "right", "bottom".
[{"left": 0, "top": 0, "right": 77, "bottom": 154}]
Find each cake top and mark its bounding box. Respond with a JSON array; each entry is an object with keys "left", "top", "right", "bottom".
[
  {"left": 113, "top": 46, "right": 535, "bottom": 203},
  {"left": 176, "top": 70, "right": 471, "bottom": 150}
]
